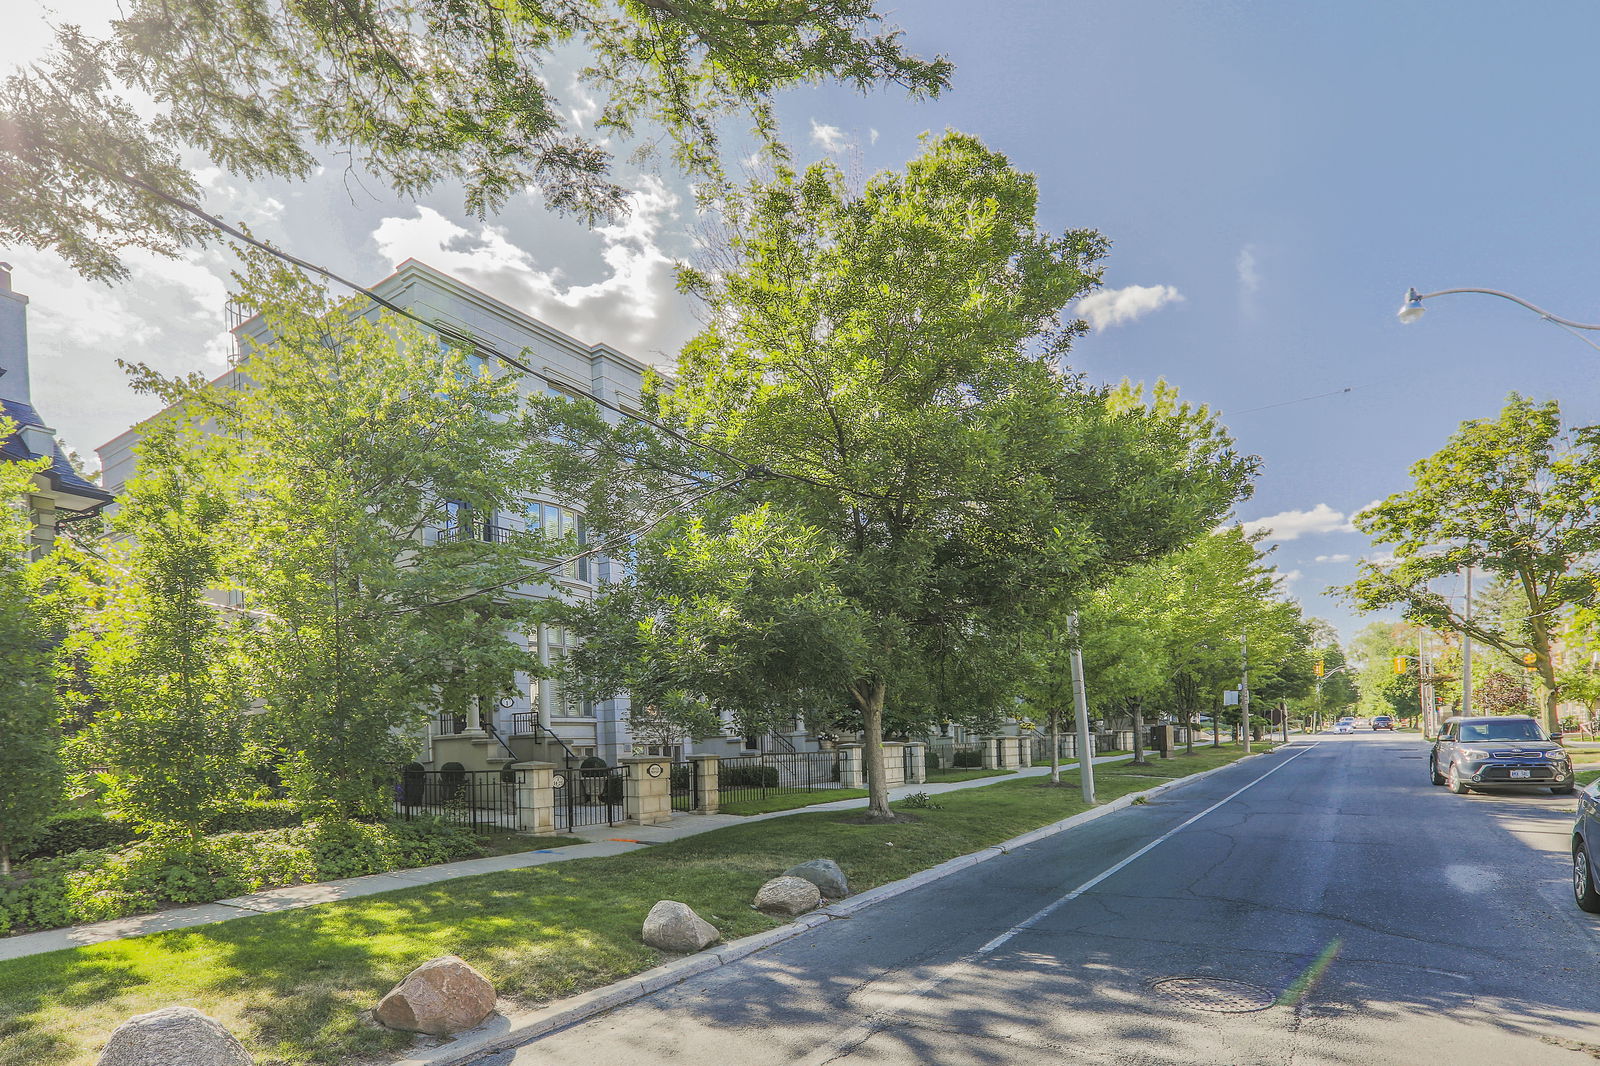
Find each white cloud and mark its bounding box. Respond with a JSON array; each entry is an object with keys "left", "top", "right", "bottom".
[
  {"left": 372, "top": 176, "right": 692, "bottom": 360},
  {"left": 1074, "top": 284, "right": 1184, "bottom": 331},
  {"left": 1276, "top": 569, "right": 1304, "bottom": 587},
  {"left": 1236, "top": 246, "right": 1260, "bottom": 295},
  {"left": 1314, "top": 553, "right": 1353, "bottom": 564},
  {"left": 809, "top": 118, "right": 851, "bottom": 154},
  {"left": 1241, "top": 503, "right": 1354, "bottom": 542},
  {"left": 869, "top": 128, "right": 880, "bottom": 145}
]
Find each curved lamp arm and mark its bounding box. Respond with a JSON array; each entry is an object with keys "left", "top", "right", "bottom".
[{"left": 1399, "top": 286, "right": 1600, "bottom": 331}]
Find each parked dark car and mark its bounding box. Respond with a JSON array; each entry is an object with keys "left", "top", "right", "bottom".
[
  {"left": 1372, "top": 715, "right": 1395, "bottom": 731},
  {"left": 1429, "top": 715, "right": 1574, "bottom": 795},
  {"left": 1574, "top": 780, "right": 1600, "bottom": 913}
]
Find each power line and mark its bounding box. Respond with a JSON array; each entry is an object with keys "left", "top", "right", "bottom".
[{"left": 392, "top": 473, "right": 750, "bottom": 613}]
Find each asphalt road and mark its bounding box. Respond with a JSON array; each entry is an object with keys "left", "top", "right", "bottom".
[{"left": 475, "top": 733, "right": 1600, "bottom": 1065}]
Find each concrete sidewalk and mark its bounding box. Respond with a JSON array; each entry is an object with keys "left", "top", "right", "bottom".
[{"left": 0, "top": 742, "right": 1233, "bottom": 963}]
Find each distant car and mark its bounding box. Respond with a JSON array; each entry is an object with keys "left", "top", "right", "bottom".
[
  {"left": 1430, "top": 715, "right": 1574, "bottom": 795},
  {"left": 1335, "top": 721, "right": 1354, "bottom": 734},
  {"left": 1572, "top": 781, "right": 1600, "bottom": 912},
  {"left": 1372, "top": 716, "right": 1395, "bottom": 731}
]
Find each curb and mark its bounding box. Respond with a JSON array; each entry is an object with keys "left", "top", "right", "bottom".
[{"left": 392, "top": 743, "right": 1291, "bottom": 1066}]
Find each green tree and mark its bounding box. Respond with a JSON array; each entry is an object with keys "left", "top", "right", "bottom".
[
  {"left": 1, "top": 1, "right": 950, "bottom": 282},
  {"left": 84, "top": 422, "right": 253, "bottom": 837},
  {"left": 136, "top": 258, "right": 550, "bottom": 818},
  {"left": 547, "top": 135, "right": 1255, "bottom": 818},
  {"left": 0, "top": 420, "right": 62, "bottom": 875},
  {"left": 1343, "top": 394, "right": 1600, "bottom": 731}
]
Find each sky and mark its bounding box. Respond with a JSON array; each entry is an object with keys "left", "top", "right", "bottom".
[{"left": 7, "top": 1, "right": 1600, "bottom": 644}]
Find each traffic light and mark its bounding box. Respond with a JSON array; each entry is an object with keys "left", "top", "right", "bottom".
[
  {"left": 1393, "top": 657, "right": 1407, "bottom": 675},
  {"left": 1314, "top": 660, "right": 1325, "bottom": 678}
]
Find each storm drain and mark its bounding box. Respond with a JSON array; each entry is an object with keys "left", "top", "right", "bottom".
[{"left": 1150, "top": 977, "right": 1276, "bottom": 1013}]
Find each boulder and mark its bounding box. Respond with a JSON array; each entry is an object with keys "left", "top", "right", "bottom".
[
  {"left": 754, "top": 875, "right": 822, "bottom": 916},
  {"left": 97, "top": 1006, "right": 252, "bottom": 1066},
  {"left": 641, "top": 900, "right": 721, "bottom": 953},
  {"left": 373, "top": 955, "right": 497, "bottom": 1036},
  {"left": 783, "top": 859, "right": 849, "bottom": 898}
]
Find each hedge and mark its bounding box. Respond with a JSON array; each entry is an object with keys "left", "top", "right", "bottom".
[
  {"left": 952, "top": 749, "right": 984, "bottom": 768},
  {"left": 0, "top": 819, "right": 478, "bottom": 936},
  {"left": 720, "top": 764, "right": 781, "bottom": 789}
]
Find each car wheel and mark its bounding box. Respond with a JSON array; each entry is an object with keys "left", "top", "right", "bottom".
[
  {"left": 1575, "top": 841, "right": 1600, "bottom": 913},
  {"left": 1430, "top": 757, "right": 1445, "bottom": 786},
  {"left": 1446, "top": 762, "right": 1470, "bottom": 795}
]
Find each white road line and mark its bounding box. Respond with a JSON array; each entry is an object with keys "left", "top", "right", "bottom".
[
  {"left": 976, "top": 742, "right": 1316, "bottom": 954},
  {"left": 808, "top": 742, "right": 1318, "bottom": 1065}
]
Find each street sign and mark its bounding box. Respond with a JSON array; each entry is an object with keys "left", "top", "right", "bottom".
[{"left": 1223, "top": 690, "right": 1239, "bottom": 706}]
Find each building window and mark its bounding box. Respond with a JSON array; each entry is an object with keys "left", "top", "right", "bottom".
[
  {"left": 527, "top": 501, "right": 590, "bottom": 580},
  {"left": 542, "top": 626, "right": 592, "bottom": 718}
]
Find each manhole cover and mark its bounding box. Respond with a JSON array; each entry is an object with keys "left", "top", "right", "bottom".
[{"left": 1151, "top": 977, "right": 1276, "bottom": 1013}]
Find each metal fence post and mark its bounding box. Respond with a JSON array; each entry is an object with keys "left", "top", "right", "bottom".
[
  {"left": 690, "top": 754, "right": 720, "bottom": 813},
  {"left": 905, "top": 742, "right": 927, "bottom": 783}
]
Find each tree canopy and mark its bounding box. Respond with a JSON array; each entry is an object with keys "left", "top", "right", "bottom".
[
  {"left": 1343, "top": 394, "right": 1600, "bottom": 729},
  {"left": 0, "top": 0, "right": 950, "bottom": 281},
  {"left": 545, "top": 134, "right": 1256, "bottom": 817}
]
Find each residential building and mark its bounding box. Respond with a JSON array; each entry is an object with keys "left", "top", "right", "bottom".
[
  {"left": 0, "top": 264, "right": 114, "bottom": 551},
  {"left": 98, "top": 260, "right": 657, "bottom": 770}
]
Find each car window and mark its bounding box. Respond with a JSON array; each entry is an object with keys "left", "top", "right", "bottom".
[
  {"left": 1457, "top": 720, "right": 1545, "bottom": 742},
  {"left": 1439, "top": 725, "right": 1456, "bottom": 741}
]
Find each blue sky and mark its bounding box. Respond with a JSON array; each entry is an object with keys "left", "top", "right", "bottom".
[{"left": 7, "top": 1, "right": 1600, "bottom": 642}]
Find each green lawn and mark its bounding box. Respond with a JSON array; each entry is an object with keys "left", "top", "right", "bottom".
[
  {"left": 718, "top": 789, "right": 869, "bottom": 816},
  {"left": 475, "top": 832, "right": 585, "bottom": 857},
  {"left": 0, "top": 745, "right": 1265, "bottom": 1066},
  {"left": 1576, "top": 769, "right": 1600, "bottom": 787},
  {"left": 922, "top": 767, "right": 1016, "bottom": 784}
]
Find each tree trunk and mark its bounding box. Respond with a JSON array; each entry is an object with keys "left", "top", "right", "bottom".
[
  {"left": 1049, "top": 705, "right": 1062, "bottom": 785},
  {"left": 1, "top": 840, "right": 10, "bottom": 879},
  {"left": 855, "top": 680, "right": 893, "bottom": 820},
  {"left": 1130, "top": 696, "right": 1147, "bottom": 766}
]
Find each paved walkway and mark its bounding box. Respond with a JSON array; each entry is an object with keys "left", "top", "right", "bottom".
[{"left": 0, "top": 743, "right": 1236, "bottom": 963}]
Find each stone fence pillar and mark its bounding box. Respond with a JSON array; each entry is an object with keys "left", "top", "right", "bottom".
[
  {"left": 509, "top": 761, "right": 557, "bottom": 835},
  {"left": 1008, "top": 735, "right": 1030, "bottom": 768},
  {"left": 690, "top": 753, "right": 720, "bottom": 814},
  {"left": 620, "top": 756, "right": 673, "bottom": 826},
  {"left": 837, "top": 744, "right": 865, "bottom": 788},
  {"left": 904, "top": 742, "right": 927, "bottom": 784},
  {"left": 982, "top": 736, "right": 1004, "bottom": 770},
  {"left": 883, "top": 742, "right": 906, "bottom": 788}
]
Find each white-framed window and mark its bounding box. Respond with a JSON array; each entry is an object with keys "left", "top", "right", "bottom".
[
  {"left": 542, "top": 625, "right": 592, "bottom": 718},
  {"left": 526, "top": 501, "right": 590, "bottom": 580}
]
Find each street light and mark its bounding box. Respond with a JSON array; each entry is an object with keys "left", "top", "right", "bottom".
[{"left": 1397, "top": 286, "right": 1600, "bottom": 342}]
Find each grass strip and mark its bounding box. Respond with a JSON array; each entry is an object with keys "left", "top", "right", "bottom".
[
  {"left": 719, "top": 789, "right": 869, "bottom": 816},
  {"left": 922, "top": 768, "right": 1016, "bottom": 784},
  {"left": 0, "top": 745, "right": 1262, "bottom": 1066}
]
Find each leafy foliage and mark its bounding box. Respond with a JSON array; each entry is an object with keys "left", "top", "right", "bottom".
[
  {"left": 548, "top": 134, "right": 1255, "bottom": 817},
  {"left": 1343, "top": 394, "right": 1600, "bottom": 728},
  {"left": 0, "top": 1, "right": 950, "bottom": 281},
  {"left": 0, "top": 819, "right": 477, "bottom": 935},
  {"left": 0, "top": 420, "right": 63, "bottom": 876}
]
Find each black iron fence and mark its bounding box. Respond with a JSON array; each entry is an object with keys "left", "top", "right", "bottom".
[
  {"left": 925, "top": 739, "right": 985, "bottom": 771},
  {"left": 553, "top": 763, "right": 625, "bottom": 829},
  {"left": 394, "top": 766, "right": 520, "bottom": 830},
  {"left": 670, "top": 760, "right": 700, "bottom": 812},
  {"left": 902, "top": 745, "right": 919, "bottom": 783},
  {"left": 718, "top": 751, "right": 842, "bottom": 804}
]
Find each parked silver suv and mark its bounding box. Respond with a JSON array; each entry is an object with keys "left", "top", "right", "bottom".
[{"left": 1430, "top": 715, "right": 1574, "bottom": 796}]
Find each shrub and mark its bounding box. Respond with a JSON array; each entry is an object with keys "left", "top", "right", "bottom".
[
  {"left": 952, "top": 749, "right": 984, "bottom": 768},
  {"left": 721, "top": 764, "right": 780, "bottom": 788},
  {"left": 18, "top": 810, "right": 140, "bottom": 861},
  {"left": 924, "top": 750, "right": 943, "bottom": 772},
  {"left": 0, "top": 818, "right": 480, "bottom": 934},
  {"left": 201, "top": 799, "right": 303, "bottom": 833}
]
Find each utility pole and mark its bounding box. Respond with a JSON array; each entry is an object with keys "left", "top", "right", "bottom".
[
  {"left": 1240, "top": 632, "right": 1252, "bottom": 755},
  {"left": 1068, "top": 612, "right": 1097, "bottom": 805},
  {"left": 1418, "top": 630, "right": 1436, "bottom": 737},
  {"left": 1461, "top": 564, "right": 1474, "bottom": 716}
]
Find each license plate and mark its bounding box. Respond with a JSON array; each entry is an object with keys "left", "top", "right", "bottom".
[{"left": 1510, "top": 769, "right": 1531, "bottom": 779}]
